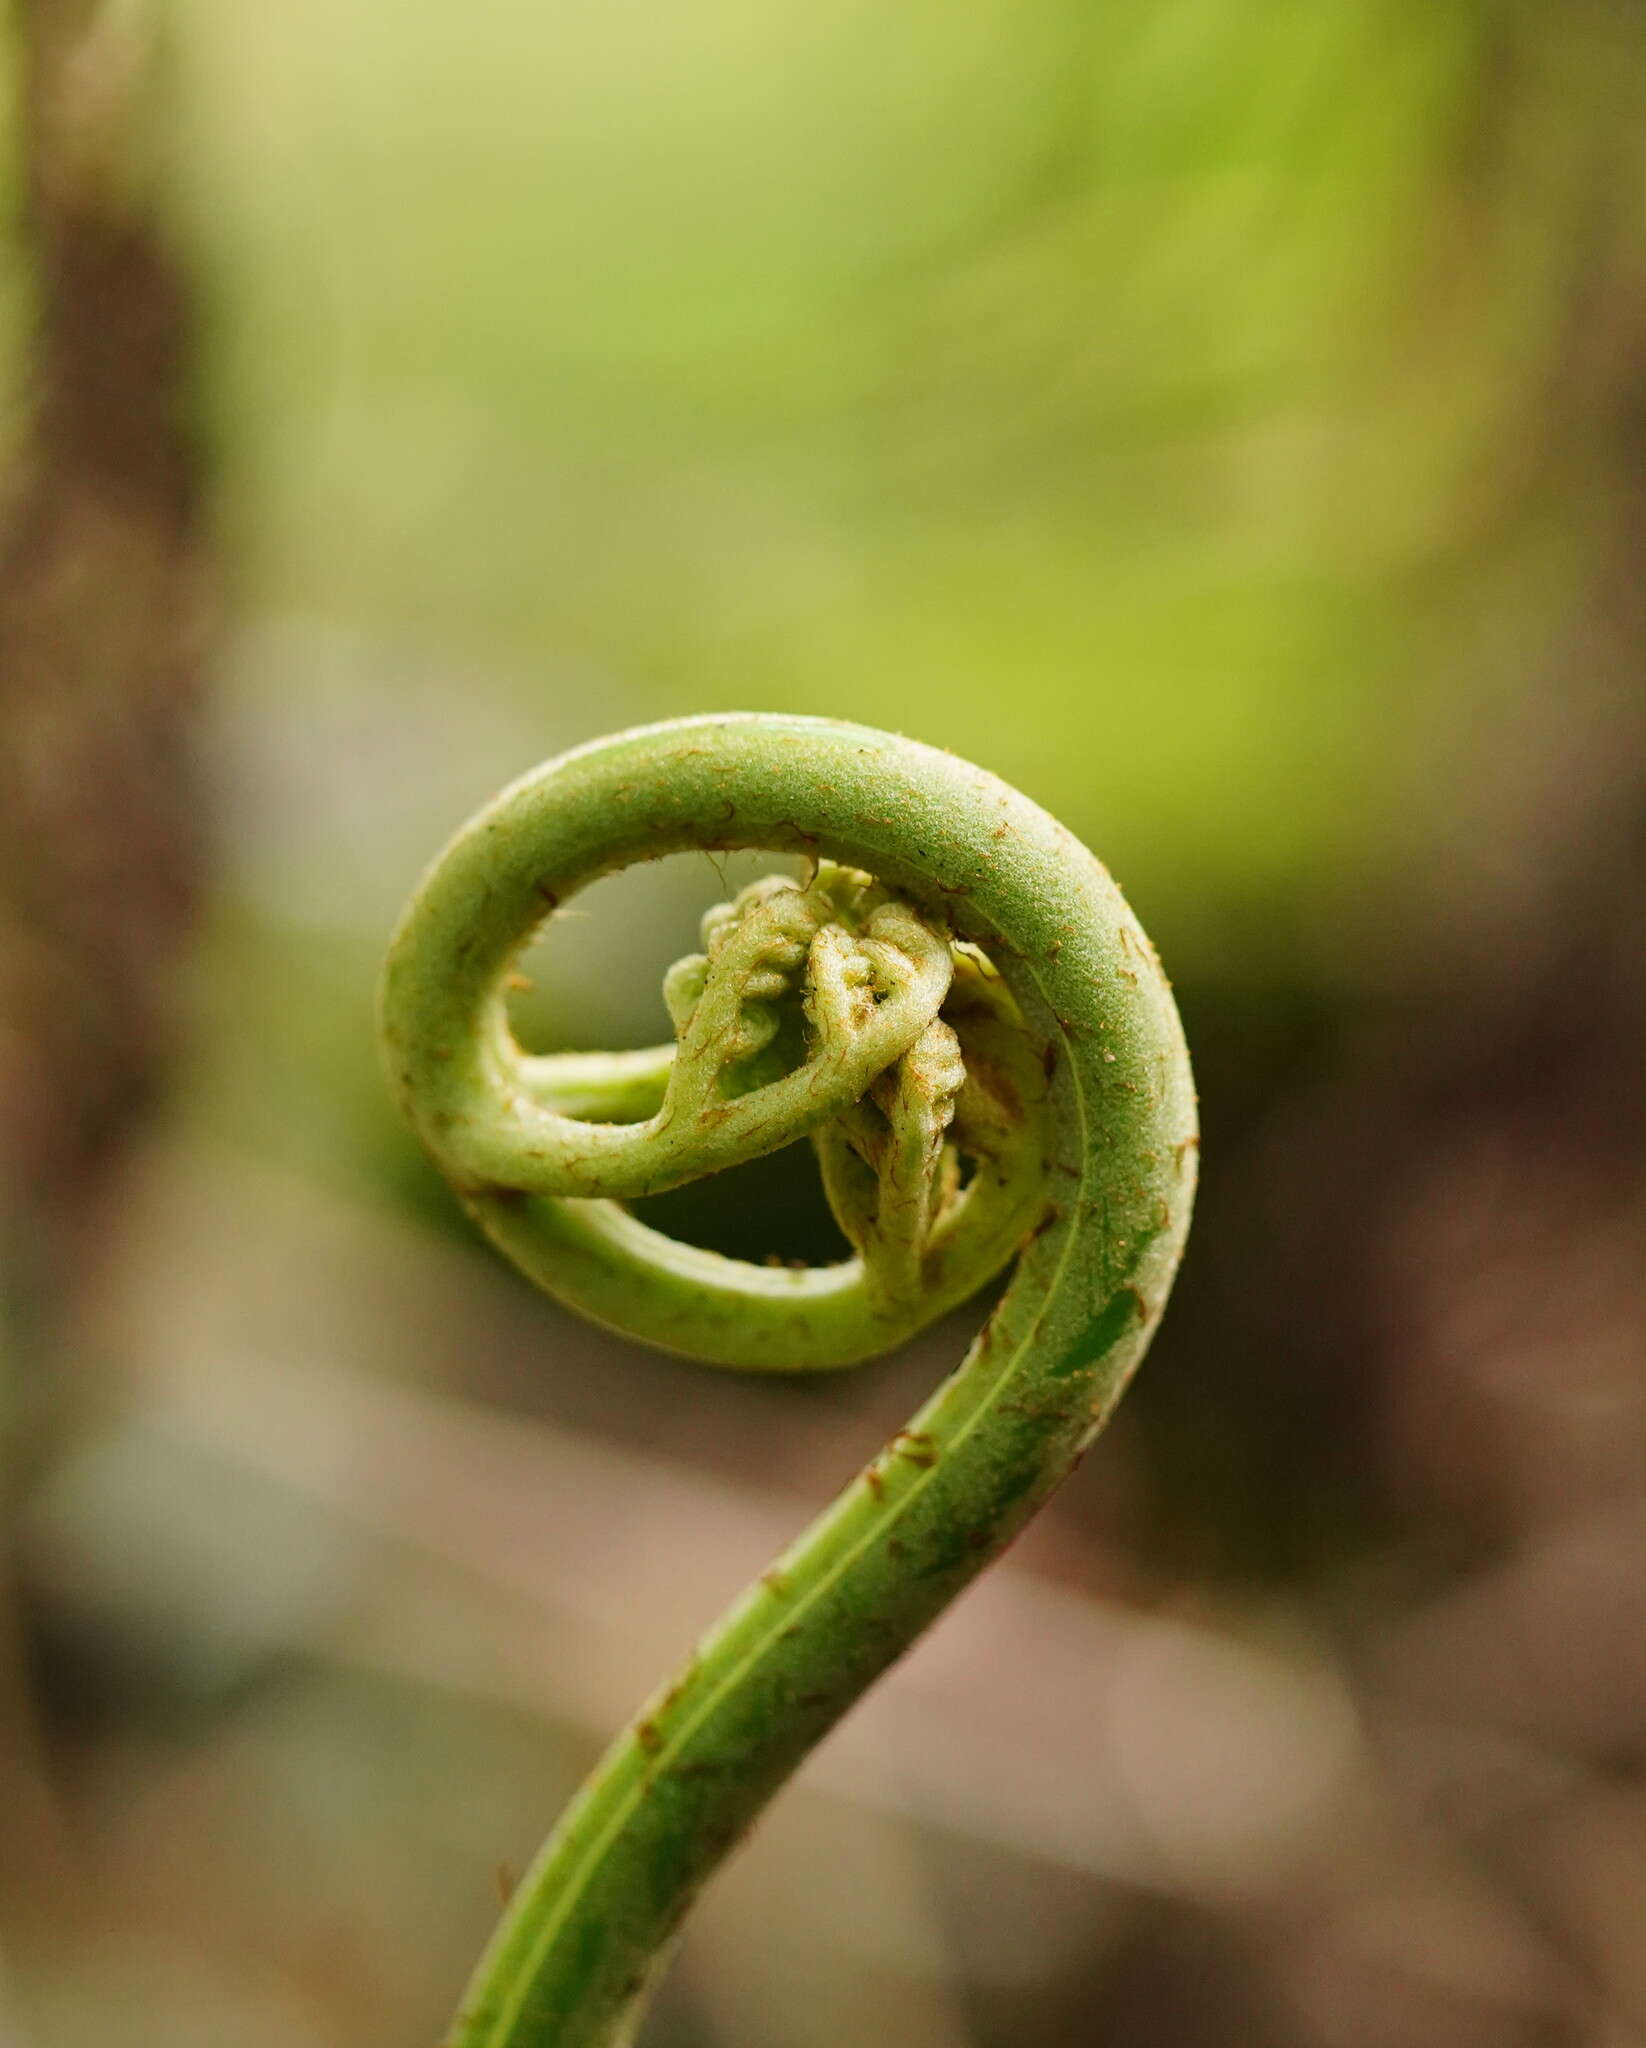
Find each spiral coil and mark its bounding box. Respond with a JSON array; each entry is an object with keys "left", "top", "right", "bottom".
[{"left": 380, "top": 713, "right": 1196, "bottom": 2047}]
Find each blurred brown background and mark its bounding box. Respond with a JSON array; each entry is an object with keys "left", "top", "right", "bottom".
[{"left": 1, "top": 2, "right": 1644, "bottom": 2042}]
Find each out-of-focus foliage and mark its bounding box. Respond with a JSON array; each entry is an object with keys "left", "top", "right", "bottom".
[
  {"left": 166, "top": 0, "right": 1626, "bottom": 936},
  {"left": 3, "top": 0, "right": 1645, "bottom": 2042}
]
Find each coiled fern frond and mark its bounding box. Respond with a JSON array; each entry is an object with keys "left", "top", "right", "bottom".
[{"left": 380, "top": 713, "right": 1197, "bottom": 2047}]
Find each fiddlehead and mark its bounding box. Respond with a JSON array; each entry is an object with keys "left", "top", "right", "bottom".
[{"left": 379, "top": 713, "right": 1197, "bottom": 2047}]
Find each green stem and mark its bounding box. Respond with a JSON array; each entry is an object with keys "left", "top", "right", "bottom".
[{"left": 380, "top": 713, "right": 1196, "bottom": 2047}]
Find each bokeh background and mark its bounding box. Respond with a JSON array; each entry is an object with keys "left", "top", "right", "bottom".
[{"left": 2, "top": 2, "right": 1644, "bottom": 2043}]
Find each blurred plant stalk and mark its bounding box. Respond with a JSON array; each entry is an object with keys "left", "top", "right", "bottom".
[
  {"left": 0, "top": 0, "right": 207, "bottom": 1943},
  {"left": 0, "top": 0, "right": 205, "bottom": 1350}
]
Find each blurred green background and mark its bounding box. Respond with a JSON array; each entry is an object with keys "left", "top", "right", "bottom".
[{"left": 2, "top": 1, "right": 1644, "bottom": 2043}]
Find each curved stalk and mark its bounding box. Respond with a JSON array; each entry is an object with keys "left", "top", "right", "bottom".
[{"left": 380, "top": 713, "right": 1197, "bottom": 2047}]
